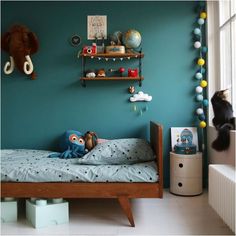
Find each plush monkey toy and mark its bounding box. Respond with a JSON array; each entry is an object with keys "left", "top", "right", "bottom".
[{"left": 84, "top": 131, "right": 98, "bottom": 151}]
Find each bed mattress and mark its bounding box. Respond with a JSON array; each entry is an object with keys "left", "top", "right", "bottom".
[{"left": 0, "top": 149, "right": 158, "bottom": 183}]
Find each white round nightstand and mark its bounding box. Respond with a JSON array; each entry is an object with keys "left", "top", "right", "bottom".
[{"left": 170, "top": 152, "right": 202, "bottom": 196}]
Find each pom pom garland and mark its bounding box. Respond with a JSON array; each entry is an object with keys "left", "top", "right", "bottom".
[
  {"left": 192, "top": 3, "right": 207, "bottom": 130},
  {"left": 199, "top": 121, "right": 207, "bottom": 128},
  {"left": 200, "top": 12, "right": 207, "bottom": 19},
  {"left": 194, "top": 41, "right": 201, "bottom": 48},
  {"left": 202, "top": 99, "right": 209, "bottom": 107},
  {"left": 202, "top": 46, "right": 208, "bottom": 53},
  {"left": 200, "top": 67, "right": 206, "bottom": 74},
  {"left": 198, "top": 114, "right": 206, "bottom": 121},
  {"left": 196, "top": 94, "right": 204, "bottom": 101},
  {"left": 195, "top": 86, "right": 203, "bottom": 93},
  {"left": 197, "top": 58, "right": 205, "bottom": 66},
  {"left": 195, "top": 72, "right": 203, "bottom": 80},
  {"left": 200, "top": 80, "right": 207, "bottom": 88},
  {"left": 194, "top": 28, "right": 201, "bottom": 35},
  {"left": 196, "top": 108, "right": 204, "bottom": 115},
  {"left": 198, "top": 18, "right": 205, "bottom": 25}
]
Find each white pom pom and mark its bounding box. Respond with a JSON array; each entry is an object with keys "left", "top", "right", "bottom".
[
  {"left": 196, "top": 108, "right": 204, "bottom": 115},
  {"left": 198, "top": 18, "right": 205, "bottom": 25},
  {"left": 194, "top": 41, "right": 201, "bottom": 49},
  {"left": 195, "top": 86, "right": 203, "bottom": 93}
]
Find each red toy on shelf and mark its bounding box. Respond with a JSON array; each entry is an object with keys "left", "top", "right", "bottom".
[
  {"left": 128, "top": 68, "right": 138, "bottom": 77},
  {"left": 83, "top": 43, "right": 97, "bottom": 54},
  {"left": 119, "top": 67, "right": 125, "bottom": 76}
]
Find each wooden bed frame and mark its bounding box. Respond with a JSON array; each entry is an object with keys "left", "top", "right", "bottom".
[{"left": 1, "top": 121, "right": 163, "bottom": 227}]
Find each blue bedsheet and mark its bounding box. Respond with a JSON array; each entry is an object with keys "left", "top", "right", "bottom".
[{"left": 1, "top": 149, "right": 158, "bottom": 183}]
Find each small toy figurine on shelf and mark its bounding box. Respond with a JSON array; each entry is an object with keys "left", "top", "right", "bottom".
[
  {"left": 83, "top": 43, "right": 97, "bottom": 54},
  {"left": 86, "top": 69, "right": 96, "bottom": 78},
  {"left": 97, "top": 69, "right": 106, "bottom": 77},
  {"left": 108, "top": 67, "right": 125, "bottom": 77},
  {"left": 119, "top": 67, "right": 125, "bottom": 76},
  {"left": 128, "top": 68, "right": 138, "bottom": 77},
  {"left": 109, "top": 31, "right": 123, "bottom": 45},
  {"left": 128, "top": 86, "right": 135, "bottom": 94},
  {"left": 106, "top": 31, "right": 125, "bottom": 54},
  {"left": 95, "top": 35, "right": 105, "bottom": 53}
]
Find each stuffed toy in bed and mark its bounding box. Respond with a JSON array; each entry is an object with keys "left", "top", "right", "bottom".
[
  {"left": 48, "top": 130, "right": 87, "bottom": 158},
  {"left": 84, "top": 131, "right": 98, "bottom": 151}
]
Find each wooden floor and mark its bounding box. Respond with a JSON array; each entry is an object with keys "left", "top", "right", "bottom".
[{"left": 1, "top": 189, "right": 234, "bottom": 235}]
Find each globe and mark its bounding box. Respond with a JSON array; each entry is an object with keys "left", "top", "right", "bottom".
[
  {"left": 122, "top": 29, "right": 142, "bottom": 49},
  {"left": 110, "top": 31, "right": 123, "bottom": 45}
]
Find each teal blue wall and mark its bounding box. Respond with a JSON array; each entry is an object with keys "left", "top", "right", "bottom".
[{"left": 1, "top": 1, "right": 200, "bottom": 186}]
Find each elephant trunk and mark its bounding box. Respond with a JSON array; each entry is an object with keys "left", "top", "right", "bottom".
[
  {"left": 3, "top": 56, "right": 15, "bottom": 74},
  {"left": 23, "top": 55, "right": 34, "bottom": 75}
]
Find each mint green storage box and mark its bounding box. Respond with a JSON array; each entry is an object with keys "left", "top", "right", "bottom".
[
  {"left": 26, "top": 199, "right": 69, "bottom": 228},
  {"left": 1, "top": 198, "right": 17, "bottom": 223}
]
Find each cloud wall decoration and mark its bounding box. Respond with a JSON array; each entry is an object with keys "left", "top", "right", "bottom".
[{"left": 130, "top": 91, "right": 152, "bottom": 102}]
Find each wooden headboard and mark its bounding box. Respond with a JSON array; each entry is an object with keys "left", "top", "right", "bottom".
[{"left": 150, "top": 121, "right": 163, "bottom": 190}]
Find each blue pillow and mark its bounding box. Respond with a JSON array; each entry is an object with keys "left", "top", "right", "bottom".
[{"left": 78, "top": 138, "right": 155, "bottom": 165}]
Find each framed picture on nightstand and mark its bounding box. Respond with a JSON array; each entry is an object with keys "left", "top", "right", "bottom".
[{"left": 171, "top": 127, "right": 199, "bottom": 152}]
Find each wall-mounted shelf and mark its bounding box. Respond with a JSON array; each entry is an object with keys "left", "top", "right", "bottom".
[
  {"left": 80, "top": 51, "right": 144, "bottom": 87},
  {"left": 80, "top": 76, "right": 144, "bottom": 87},
  {"left": 81, "top": 76, "right": 144, "bottom": 80},
  {"left": 80, "top": 52, "right": 144, "bottom": 58}
]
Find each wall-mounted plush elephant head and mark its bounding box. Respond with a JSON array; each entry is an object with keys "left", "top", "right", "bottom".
[{"left": 1, "top": 25, "right": 39, "bottom": 80}]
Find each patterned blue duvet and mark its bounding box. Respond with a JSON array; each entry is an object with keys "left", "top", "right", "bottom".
[{"left": 1, "top": 149, "right": 158, "bottom": 183}]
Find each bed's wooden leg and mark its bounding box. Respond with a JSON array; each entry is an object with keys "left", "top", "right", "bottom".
[{"left": 118, "top": 196, "right": 135, "bottom": 227}]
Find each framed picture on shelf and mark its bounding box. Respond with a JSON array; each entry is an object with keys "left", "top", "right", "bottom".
[
  {"left": 170, "top": 127, "right": 199, "bottom": 151},
  {"left": 87, "top": 15, "right": 107, "bottom": 40}
]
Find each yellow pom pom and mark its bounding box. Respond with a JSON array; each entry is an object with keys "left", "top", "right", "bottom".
[
  {"left": 198, "top": 58, "right": 205, "bottom": 66},
  {"left": 199, "top": 121, "right": 206, "bottom": 128},
  {"left": 200, "top": 80, "right": 208, "bottom": 88},
  {"left": 200, "top": 12, "right": 207, "bottom": 19}
]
